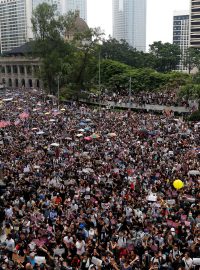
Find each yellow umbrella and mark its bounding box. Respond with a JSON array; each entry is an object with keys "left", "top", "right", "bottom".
[{"left": 173, "top": 179, "right": 184, "bottom": 190}]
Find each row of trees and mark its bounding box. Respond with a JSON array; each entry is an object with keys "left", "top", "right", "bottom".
[
  {"left": 99, "top": 59, "right": 191, "bottom": 93},
  {"left": 101, "top": 39, "right": 200, "bottom": 74},
  {"left": 101, "top": 39, "right": 181, "bottom": 73},
  {"left": 31, "top": 3, "right": 200, "bottom": 98}
]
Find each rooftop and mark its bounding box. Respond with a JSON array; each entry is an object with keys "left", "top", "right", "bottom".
[{"left": 2, "top": 42, "right": 33, "bottom": 57}]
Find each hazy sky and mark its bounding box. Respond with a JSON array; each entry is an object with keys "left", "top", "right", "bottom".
[{"left": 87, "top": 0, "right": 190, "bottom": 51}]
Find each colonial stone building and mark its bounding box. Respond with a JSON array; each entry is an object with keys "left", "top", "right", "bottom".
[
  {"left": 0, "top": 43, "right": 42, "bottom": 89},
  {"left": 0, "top": 14, "right": 89, "bottom": 89}
]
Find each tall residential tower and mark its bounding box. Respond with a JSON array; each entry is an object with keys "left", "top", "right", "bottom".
[
  {"left": 173, "top": 11, "right": 189, "bottom": 71},
  {"left": 0, "top": 0, "right": 33, "bottom": 53},
  {"left": 190, "top": 0, "right": 200, "bottom": 47},
  {"left": 112, "top": 0, "right": 146, "bottom": 51}
]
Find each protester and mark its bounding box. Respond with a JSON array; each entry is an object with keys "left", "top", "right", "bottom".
[{"left": 89, "top": 90, "right": 190, "bottom": 108}]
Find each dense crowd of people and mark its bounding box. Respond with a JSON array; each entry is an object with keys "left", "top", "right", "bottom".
[
  {"left": 0, "top": 89, "right": 199, "bottom": 270},
  {"left": 89, "top": 91, "right": 190, "bottom": 108}
]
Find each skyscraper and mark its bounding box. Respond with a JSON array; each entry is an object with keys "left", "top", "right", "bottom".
[
  {"left": 0, "top": 0, "right": 33, "bottom": 53},
  {"left": 173, "top": 11, "right": 189, "bottom": 71},
  {"left": 190, "top": 0, "right": 200, "bottom": 47},
  {"left": 112, "top": 0, "right": 146, "bottom": 52},
  {"left": 65, "top": 0, "right": 87, "bottom": 22}
]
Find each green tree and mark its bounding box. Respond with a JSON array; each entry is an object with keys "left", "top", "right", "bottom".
[
  {"left": 101, "top": 38, "right": 156, "bottom": 69},
  {"left": 179, "top": 84, "right": 200, "bottom": 100},
  {"left": 100, "top": 59, "right": 189, "bottom": 93},
  {"left": 31, "top": 3, "right": 102, "bottom": 95},
  {"left": 31, "top": 3, "right": 71, "bottom": 93},
  {"left": 149, "top": 41, "right": 181, "bottom": 72},
  {"left": 184, "top": 47, "right": 200, "bottom": 73},
  {"left": 60, "top": 27, "right": 104, "bottom": 97}
]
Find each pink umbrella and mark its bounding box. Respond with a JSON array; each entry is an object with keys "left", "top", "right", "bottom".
[
  {"left": 84, "top": 136, "right": 92, "bottom": 141},
  {"left": 19, "top": 112, "right": 29, "bottom": 119},
  {"left": 0, "top": 121, "right": 11, "bottom": 128}
]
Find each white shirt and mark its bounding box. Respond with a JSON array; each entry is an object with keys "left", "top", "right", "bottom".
[
  {"left": 117, "top": 236, "right": 126, "bottom": 248},
  {"left": 5, "top": 207, "right": 13, "bottom": 218},
  {"left": 5, "top": 238, "right": 15, "bottom": 251},
  {"left": 63, "top": 236, "right": 73, "bottom": 247},
  {"left": 183, "top": 257, "right": 193, "bottom": 270},
  {"left": 89, "top": 229, "right": 95, "bottom": 237},
  {"left": 76, "top": 240, "right": 85, "bottom": 255}
]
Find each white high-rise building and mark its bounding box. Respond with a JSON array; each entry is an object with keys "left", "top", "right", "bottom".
[
  {"left": 190, "top": 0, "right": 200, "bottom": 47},
  {"left": 0, "top": 0, "right": 33, "bottom": 53},
  {"left": 64, "top": 0, "right": 87, "bottom": 22},
  {"left": 112, "top": 0, "right": 146, "bottom": 51},
  {"left": 173, "top": 11, "right": 189, "bottom": 71}
]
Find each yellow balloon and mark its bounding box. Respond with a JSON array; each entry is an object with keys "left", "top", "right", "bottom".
[{"left": 173, "top": 179, "right": 184, "bottom": 190}]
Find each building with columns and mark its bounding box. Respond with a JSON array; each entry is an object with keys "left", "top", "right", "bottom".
[{"left": 0, "top": 43, "right": 42, "bottom": 89}]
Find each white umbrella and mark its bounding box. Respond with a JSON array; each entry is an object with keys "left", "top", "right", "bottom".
[
  {"left": 49, "top": 119, "right": 56, "bottom": 122},
  {"left": 188, "top": 170, "right": 200, "bottom": 175},
  {"left": 51, "top": 143, "right": 59, "bottom": 147},
  {"left": 36, "top": 131, "right": 45, "bottom": 135},
  {"left": 3, "top": 98, "right": 13, "bottom": 101},
  {"left": 78, "top": 129, "right": 85, "bottom": 132},
  {"left": 82, "top": 168, "right": 94, "bottom": 173},
  {"left": 76, "top": 133, "right": 83, "bottom": 137}
]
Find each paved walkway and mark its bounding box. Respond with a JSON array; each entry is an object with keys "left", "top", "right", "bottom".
[{"left": 79, "top": 99, "right": 191, "bottom": 113}]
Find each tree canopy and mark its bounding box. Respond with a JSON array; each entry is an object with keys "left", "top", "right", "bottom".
[
  {"left": 31, "top": 3, "right": 103, "bottom": 95},
  {"left": 100, "top": 59, "right": 190, "bottom": 93},
  {"left": 31, "top": 3, "right": 196, "bottom": 99},
  {"left": 149, "top": 41, "right": 181, "bottom": 72}
]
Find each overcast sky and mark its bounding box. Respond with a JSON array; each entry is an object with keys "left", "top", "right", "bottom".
[{"left": 87, "top": 0, "right": 190, "bottom": 51}]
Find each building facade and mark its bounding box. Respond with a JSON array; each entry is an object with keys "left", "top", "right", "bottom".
[
  {"left": 0, "top": 57, "right": 42, "bottom": 88},
  {"left": 0, "top": 0, "right": 33, "bottom": 53},
  {"left": 173, "top": 11, "right": 189, "bottom": 72},
  {"left": 112, "top": 0, "right": 146, "bottom": 52},
  {"left": 64, "top": 0, "right": 87, "bottom": 21},
  {"left": 190, "top": 0, "right": 200, "bottom": 47},
  {"left": 0, "top": 43, "right": 42, "bottom": 88}
]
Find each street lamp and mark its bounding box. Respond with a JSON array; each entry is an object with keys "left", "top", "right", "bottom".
[
  {"left": 57, "top": 73, "right": 61, "bottom": 109},
  {"left": 98, "top": 48, "right": 101, "bottom": 94},
  {"left": 129, "top": 77, "right": 132, "bottom": 109}
]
